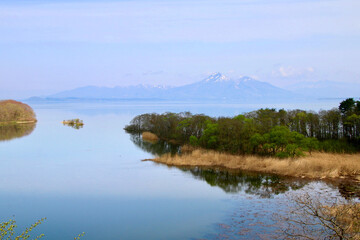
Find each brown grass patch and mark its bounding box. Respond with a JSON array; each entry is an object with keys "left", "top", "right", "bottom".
[
  {"left": 180, "top": 144, "right": 197, "bottom": 153},
  {"left": 152, "top": 149, "right": 360, "bottom": 179},
  {"left": 142, "top": 131, "right": 159, "bottom": 143}
]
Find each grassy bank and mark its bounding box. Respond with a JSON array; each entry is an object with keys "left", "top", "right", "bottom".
[{"left": 151, "top": 149, "right": 360, "bottom": 180}]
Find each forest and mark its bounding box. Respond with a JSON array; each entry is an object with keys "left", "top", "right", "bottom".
[{"left": 125, "top": 98, "right": 360, "bottom": 158}]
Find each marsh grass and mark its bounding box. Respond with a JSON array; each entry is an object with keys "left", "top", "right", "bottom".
[
  {"left": 142, "top": 131, "right": 159, "bottom": 142},
  {"left": 153, "top": 148, "right": 360, "bottom": 179}
]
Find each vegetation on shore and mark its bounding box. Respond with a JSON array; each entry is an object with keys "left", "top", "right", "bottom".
[
  {"left": 125, "top": 98, "right": 360, "bottom": 158},
  {"left": 153, "top": 149, "right": 360, "bottom": 179},
  {"left": 62, "top": 119, "right": 84, "bottom": 129},
  {"left": 0, "top": 100, "right": 36, "bottom": 124},
  {"left": 142, "top": 131, "right": 159, "bottom": 142}
]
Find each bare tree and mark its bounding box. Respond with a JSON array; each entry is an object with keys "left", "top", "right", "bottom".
[{"left": 275, "top": 192, "right": 360, "bottom": 240}]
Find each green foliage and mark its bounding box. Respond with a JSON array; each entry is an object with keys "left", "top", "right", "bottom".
[
  {"left": 339, "top": 98, "right": 356, "bottom": 114},
  {"left": 0, "top": 218, "right": 85, "bottom": 240},
  {"left": 0, "top": 218, "right": 45, "bottom": 240},
  {"left": 199, "top": 122, "right": 219, "bottom": 149},
  {"left": 319, "top": 139, "right": 358, "bottom": 153},
  {"left": 189, "top": 135, "right": 199, "bottom": 146},
  {"left": 252, "top": 126, "right": 306, "bottom": 157},
  {"left": 233, "top": 114, "right": 245, "bottom": 122},
  {"left": 275, "top": 151, "right": 290, "bottom": 159},
  {"left": 74, "top": 232, "right": 85, "bottom": 240},
  {"left": 125, "top": 99, "right": 360, "bottom": 158},
  {"left": 300, "top": 137, "right": 319, "bottom": 155},
  {"left": 63, "top": 119, "right": 84, "bottom": 129}
]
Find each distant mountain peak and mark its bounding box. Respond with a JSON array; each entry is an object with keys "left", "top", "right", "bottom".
[
  {"left": 43, "top": 72, "right": 299, "bottom": 101},
  {"left": 203, "top": 72, "right": 229, "bottom": 82},
  {"left": 238, "top": 76, "right": 254, "bottom": 82}
]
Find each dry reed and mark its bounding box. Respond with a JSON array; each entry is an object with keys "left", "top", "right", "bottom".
[
  {"left": 328, "top": 203, "right": 360, "bottom": 235},
  {"left": 142, "top": 131, "right": 159, "bottom": 142},
  {"left": 152, "top": 149, "right": 360, "bottom": 179}
]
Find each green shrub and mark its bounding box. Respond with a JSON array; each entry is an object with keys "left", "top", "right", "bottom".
[
  {"left": 319, "top": 139, "right": 358, "bottom": 153},
  {"left": 189, "top": 135, "right": 199, "bottom": 146}
]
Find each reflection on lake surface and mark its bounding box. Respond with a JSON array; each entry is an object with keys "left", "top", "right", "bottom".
[
  {"left": 130, "top": 133, "right": 309, "bottom": 197},
  {"left": 178, "top": 167, "right": 308, "bottom": 197},
  {"left": 0, "top": 123, "right": 36, "bottom": 141},
  {"left": 130, "top": 133, "right": 180, "bottom": 156},
  {"left": 131, "top": 131, "right": 359, "bottom": 199},
  {"left": 0, "top": 100, "right": 356, "bottom": 240}
]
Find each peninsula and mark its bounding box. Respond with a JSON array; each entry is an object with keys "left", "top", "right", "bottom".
[{"left": 125, "top": 98, "right": 360, "bottom": 180}]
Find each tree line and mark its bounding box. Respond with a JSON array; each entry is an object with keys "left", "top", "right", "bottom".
[{"left": 125, "top": 98, "right": 360, "bottom": 158}]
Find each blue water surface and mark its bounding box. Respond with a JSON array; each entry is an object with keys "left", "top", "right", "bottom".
[{"left": 0, "top": 100, "right": 342, "bottom": 239}]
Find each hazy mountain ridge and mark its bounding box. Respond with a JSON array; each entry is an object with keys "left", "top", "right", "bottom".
[
  {"left": 284, "top": 80, "right": 360, "bottom": 98},
  {"left": 43, "top": 73, "right": 300, "bottom": 102}
]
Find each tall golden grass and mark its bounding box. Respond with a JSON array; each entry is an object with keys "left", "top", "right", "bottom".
[
  {"left": 142, "top": 131, "right": 159, "bottom": 142},
  {"left": 152, "top": 148, "right": 360, "bottom": 179}
]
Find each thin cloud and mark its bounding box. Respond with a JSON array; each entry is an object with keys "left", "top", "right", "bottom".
[
  {"left": 0, "top": 0, "right": 359, "bottom": 43},
  {"left": 274, "top": 66, "right": 316, "bottom": 78}
]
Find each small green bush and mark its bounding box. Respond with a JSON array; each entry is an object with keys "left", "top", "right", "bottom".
[{"left": 189, "top": 135, "right": 199, "bottom": 146}]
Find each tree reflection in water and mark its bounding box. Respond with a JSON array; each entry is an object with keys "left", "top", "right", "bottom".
[
  {"left": 130, "top": 133, "right": 180, "bottom": 156},
  {"left": 179, "top": 167, "right": 308, "bottom": 198},
  {"left": 0, "top": 123, "right": 36, "bottom": 142},
  {"left": 129, "top": 133, "right": 359, "bottom": 199},
  {"left": 129, "top": 133, "right": 308, "bottom": 197}
]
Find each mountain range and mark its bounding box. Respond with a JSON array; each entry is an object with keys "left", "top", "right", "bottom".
[
  {"left": 29, "top": 73, "right": 357, "bottom": 102},
  {"left": 39, "top": 73, "right": 299, "bottom": 102}
]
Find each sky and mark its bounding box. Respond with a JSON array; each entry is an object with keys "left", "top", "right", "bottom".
[{"left": 0, "top": 0, "right": 359, "bottom": 98}]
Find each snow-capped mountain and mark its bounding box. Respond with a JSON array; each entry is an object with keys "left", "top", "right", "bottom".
[
  {"left": 166, "top": 73, "right": 294, "bottom": 100},
  {"left": 42, "top": 73, "right": 298, "bottom": 101}
]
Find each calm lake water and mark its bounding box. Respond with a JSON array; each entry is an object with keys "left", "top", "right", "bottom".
[{"left": 0, "top": 100, "right": 352, "bottom": 239}]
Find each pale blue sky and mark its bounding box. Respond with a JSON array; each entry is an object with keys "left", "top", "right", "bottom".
[{"left": 0, "top": 0, "right": 359, "bottom": 98}]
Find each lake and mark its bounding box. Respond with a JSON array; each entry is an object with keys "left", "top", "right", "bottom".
[{"left": 0, "top": 100, "right": 353, "bottom": 239}]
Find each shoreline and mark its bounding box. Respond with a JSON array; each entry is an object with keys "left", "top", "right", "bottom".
[{"left": 147, "top": 149, "right": 360, "bottom": 181}]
